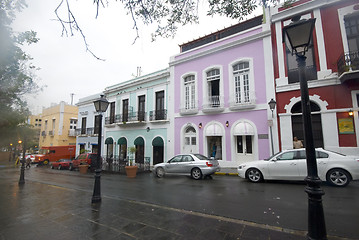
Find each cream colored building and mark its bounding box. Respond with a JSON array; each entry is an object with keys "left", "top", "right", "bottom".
[
  {"left": 28, "top": 113, "right": 42, "bottom": 150},
  {"left": 39, "top": 102, "right": 78, "bottom": 148}
]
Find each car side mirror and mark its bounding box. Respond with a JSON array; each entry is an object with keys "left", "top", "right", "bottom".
[{"left": 272, "top": 158, "right": 278, "bottom": 162}]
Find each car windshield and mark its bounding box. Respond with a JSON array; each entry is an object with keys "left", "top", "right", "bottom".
[
  {"left": 193, "top": 154, "right": 210, "bottom": 160},
  {"left": 264, "top": 152, "right": 281, "bottom": 161}
]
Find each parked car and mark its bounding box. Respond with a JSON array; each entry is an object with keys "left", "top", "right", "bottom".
[
  {"left": 238, "top": 148, "right": 359, "bottom": 187},
  {"left": 51, "top": 159, "right": 72, "bottom": 170},
  {"left": 153, "top": 154, "right": 220, "bottom": 180},
  {"left": 69, "top": 153, "right": 99, "bottom": 171}
]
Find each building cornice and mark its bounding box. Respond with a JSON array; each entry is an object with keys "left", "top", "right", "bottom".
[
  {"left": 104, "top": 69, "right": 170, "bottom": 94},
  {"left": 169, "top": 27, "right": 271, "bottom": 66},
  {"left": 272, "top": 0, "right": 343, "bottom": 23}
]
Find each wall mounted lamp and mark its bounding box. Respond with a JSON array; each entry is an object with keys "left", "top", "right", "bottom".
[
  {"left": 199, "top": 123, "right": 202, "bottom": 129},
  {"left": 349, "top": 109, "right": 354, "bottom": 117},
  {"left": 225, "top": 121, "right": 229, "bottom": 128},
  {"left": 146, "top": 127, "right": 150, "bottom": 132}
]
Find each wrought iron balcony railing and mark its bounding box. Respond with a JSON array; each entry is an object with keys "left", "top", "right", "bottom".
[
  {"left": 149, "top": 109, "right": 167, "bottom": 121},
  {"left": 337, "top": 51, "right": 359, "bottom": 77}
]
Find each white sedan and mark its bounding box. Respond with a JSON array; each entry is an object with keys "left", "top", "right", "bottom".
[{"left": 238, "top": 148, "right": 359, "bottom": 187}]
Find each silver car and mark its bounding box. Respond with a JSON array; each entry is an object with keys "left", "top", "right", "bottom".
[
  {"left": 153, "top": 154, "right": 220, "bottom": 180},
  {"left": 238, "top": 148, "right": 359, "bottom": 187}
]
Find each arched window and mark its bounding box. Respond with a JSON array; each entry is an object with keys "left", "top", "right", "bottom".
[
  {"left": 184, "top": 75, "right": 196, "bottom": 110},
  {"left": 233, "top": 62, "right": 250, "bottom": 104},
  {"left": 291, "top": 101, "right": 323, "bottom": 148}
]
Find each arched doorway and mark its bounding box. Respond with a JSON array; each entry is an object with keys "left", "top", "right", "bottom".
[
  {"left": 117, "top": 137, "right": 127, "bottom": 161},
  {"left": 291, "top": 101, "right": 323, "bottom": 148},
  {"left": 134, "top": 137, "right": 145, "bottom": 164},
  {"left": 205, "top": 122, "right": 223, "bottom": 159},
  {"left": 105, "top": 138, "right": 113, "bottom": 158},
  {"left": 233, "top": 121, "right": 255, "bottom": 163},
  {"left": 183, "top": 126, "right": 197, "bottom": 154},
  {"left": 152, "top": 137, "right": 164, "bottom": 165}
]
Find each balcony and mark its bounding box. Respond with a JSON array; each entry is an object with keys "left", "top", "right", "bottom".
[
  {"left": 229, "top": 92, "right": 256, "bottom": 110},
  {"left": 337, "top": 51, "right": 359, "bottom": 83},
  {"left": 76, "top": 127, "right": 97, "bottom": 136},
  {"left": 68, "top": 129, "right": 76, "bottom": 137},
  {"left": 149, "top": 109, "right": 167, "bottom": 121},
  {"left": 41, "top": 131, "right": 46, "bottom": 136},
  {"left": 202, "top": 96, "right": 224, "bottom": 113},
  {"left": 112, "top": 112, "right": 147, "bottom": 125},
  {"left": 180, "top": 100, "right": 199, "bottom": 115},
  {"left": 48, "top": 130, "right": 54, "bottom": 136}
]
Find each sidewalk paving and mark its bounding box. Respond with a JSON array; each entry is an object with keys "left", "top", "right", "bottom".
[{"left": 0, "top": 159, "right": 350, "bottom": 240}]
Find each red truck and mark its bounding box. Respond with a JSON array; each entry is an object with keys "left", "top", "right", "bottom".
[{"left": 34, "top": 145, "right": 76, "bottom": 165}]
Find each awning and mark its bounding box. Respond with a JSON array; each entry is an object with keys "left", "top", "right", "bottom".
[
  {"left": 152, "top": 137, "right": 164, "bottom": 147},
  {"left": 134, "top": 137, "right": 144, "bottom": 146},
  {"left": 205, "top": 123, "right": 223, "bottom": 136},
  {"left": 105, "top": 138, "right": 113, "bottom": 144},
  {"left": 118, "top": 137, "right": 127, "bottom": 145},
  {"left": 78, "top": 143, "right": 85, "bottom": 145},
  {"left": 233, "top": 122, "right": 255, "bottom": 136}
]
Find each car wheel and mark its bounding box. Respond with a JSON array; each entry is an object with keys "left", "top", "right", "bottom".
[
  {"left": 246, "top": 168, "right": 263, "bottom": 183},
  {"left": 156, "top": 167, "right": 165, "bottom": 178},
  {"left": 58, "top": 165, "right": 62, "bottom": 170},
  {"left": 191, "top": 168, "right": 203, "bottom": 180},
  {"left": 326, "top": 169, "right": 351, "bottom": 187},
  {"left": 69, "top": 164, "right": 73, "bottom": 171}
]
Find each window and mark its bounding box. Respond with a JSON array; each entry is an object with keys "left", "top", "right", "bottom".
[
  {"left": 122, "top": 99, "right": 129, "bottom": 122},
  {"left": 277, "top": 151, "right": 296, "bottom": 160},
  {"left": 233, "top": 62, "right": 250, "bottom": 104},
  {"left": 81, "top": 117, "right": 87, "bottom": 135},
  {"left": 207, "top": 69, "right": 220, "bottom": 107},
  {"left": 345, "top": 12, "right": 359, "bottom": 53},
  {"left": 184, "top": 75, "right": 196, "bottom": 110},
  {"left": 138, "top": 95, "right": 145, "bottom": 121},
  {"left": 109, "top": 102, "right": 115, "bottom": 124},
  {"left": 155, "top": 91, "right": 165, "bottom": 120},
  {"left": 70, "top": 119, "right": 77, "bottom": 129}
]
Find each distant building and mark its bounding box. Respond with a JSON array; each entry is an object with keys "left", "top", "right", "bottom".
[
  {"left": 27, "top": 113, "right": 42, "bottom": 151},
  {"left": 39, "top": 101, "right": 78, "bottom": 148},
  {"left": 75, "top": 93, "right": 105, "bottom": 156},
  {"left": 103, "top": 68, "right": 171, "bottom": 166}
]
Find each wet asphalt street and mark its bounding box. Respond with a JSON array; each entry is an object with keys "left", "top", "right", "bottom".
[{"left": 0, "top": 162, "right": 358, "bottom": 240}]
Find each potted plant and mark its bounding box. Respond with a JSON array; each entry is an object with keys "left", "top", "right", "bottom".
[
  {"left": 125, "top": 146, "right": 138, "bottom": 178},
  {"left": 79, "top": 162, "right": 89, "bottom": 174}
]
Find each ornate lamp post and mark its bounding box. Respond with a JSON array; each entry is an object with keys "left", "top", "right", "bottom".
[
  {"left": 268, "top": 98, "right": 276, "bottom": 155},
  {"left": 283, "top": 16, "right": 327, "bottom": 240},
  {"left": 18, "top": 140, "right": 25, "bottom": 185},
  {"left": 92, "top": 95, "right": 109, "bottom": 203}
]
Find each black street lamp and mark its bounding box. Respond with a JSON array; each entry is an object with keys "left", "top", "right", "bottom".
[
  {"left": 268, "top": 98, "right": 276, "bottom": 155},
  {"left": 92, "top": 95, "right": 109, "bottom": 203},
  {"left": 18, "top": 139, "right": 25, "bottom": 185},
  {"left": 283, "top": 16, "right": 327, "bottom": 240}
]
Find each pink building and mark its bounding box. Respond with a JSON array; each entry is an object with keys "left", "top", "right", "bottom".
[{"left": 169, "top": 13, "right": 278, "bottom": 168}]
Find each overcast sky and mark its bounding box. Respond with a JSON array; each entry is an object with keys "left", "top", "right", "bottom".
[{"left": 12, "top": 0, "right": 261, "bottom": 114}]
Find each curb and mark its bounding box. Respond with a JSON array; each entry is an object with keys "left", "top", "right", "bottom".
[{"left": 215, "top": 172, "right": 238, "bottom": 176}]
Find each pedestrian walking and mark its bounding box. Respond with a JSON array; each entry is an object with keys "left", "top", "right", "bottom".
[{"left": 26, "top": 157, "right": 31, "bottom": 168}]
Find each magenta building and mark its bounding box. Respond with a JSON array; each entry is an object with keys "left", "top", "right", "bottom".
[{"left": 169, "top": 13, "right": 278, "bottom": 168}]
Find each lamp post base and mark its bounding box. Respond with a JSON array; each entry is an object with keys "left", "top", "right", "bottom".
[
  {"left": 19, "top": 161, "right": 25, "bottom": 185},
  {"left": 91, "top": 169, "right": 101, "bottom": 203}
]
